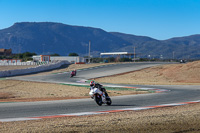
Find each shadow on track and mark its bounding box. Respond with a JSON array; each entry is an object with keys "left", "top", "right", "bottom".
[{"left": 108, "top": 104, "right": 136, "bottom": 107}]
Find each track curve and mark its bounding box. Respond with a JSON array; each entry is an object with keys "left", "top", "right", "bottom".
[{"left": 1, "top": 62, "right": 200, "bottom": 121}]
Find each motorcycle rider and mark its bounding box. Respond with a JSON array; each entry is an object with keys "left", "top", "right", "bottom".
[
  {"left": 71, "top": 69, "right": 76, "bottom": 76},
  {"left": 90, "top": 81, "right": 109, "bottom": 98},
  {"left": 73, "top": 69, "right": 76, "bottom": 76}
]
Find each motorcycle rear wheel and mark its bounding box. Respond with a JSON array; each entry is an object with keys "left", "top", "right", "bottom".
[
  {"left": 94, "top": 95, "right": 102, "bottom": 106},
  {"left": 106, "top": 98, "right": 112, "bottom": 105}
]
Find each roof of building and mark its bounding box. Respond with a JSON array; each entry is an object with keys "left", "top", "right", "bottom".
[
  {"left": 0, "top": 49, "right": 5, "bottom": 52},
  {"left": 100, "top": 52, "right": 135, "bottom": 55}
]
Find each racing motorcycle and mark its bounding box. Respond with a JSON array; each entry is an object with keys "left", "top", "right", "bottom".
[
  {"left": 70, "top": 70, "right": 76, "bottom": 78},
  {"left": 89, "top": 87, "right": 112, "bottom": 106}
]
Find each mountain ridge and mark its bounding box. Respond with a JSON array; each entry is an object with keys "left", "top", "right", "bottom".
[{"left": 0, "top": 22, "right": 199, "bottom": 59}]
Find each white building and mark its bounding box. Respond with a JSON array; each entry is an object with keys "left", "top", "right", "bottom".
[
  {"left": 32, "top": 55, "right": 86, "bottom": 64},
  {"left": 32, "top": 55, "right": 50, "bottom": 62},
  {"left": 51, "top": 56, "right": 85, "bottom": 64}
]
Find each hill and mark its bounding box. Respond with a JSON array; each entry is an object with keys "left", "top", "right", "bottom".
[
  {"left": 111, "top": 32, "right": 200, "bottom": 59},
  {"left": 0, "top": 22, "right": 200, "bottom": 59},
  {"left": 0, "top": 22, "right": 131, "bottom": 56}
]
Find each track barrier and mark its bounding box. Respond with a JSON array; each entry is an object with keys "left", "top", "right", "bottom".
[{"left": 0, "top": 61, "right": 70, "bottom": 77}]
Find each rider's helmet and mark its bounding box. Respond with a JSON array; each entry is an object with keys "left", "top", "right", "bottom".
[{"left": 90, "top": 81, "right": 95, "bottom": 87}]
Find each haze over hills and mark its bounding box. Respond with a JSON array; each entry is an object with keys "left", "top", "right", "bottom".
[
  {"left": 110, "top": 32, "right": 200, "bottom": 59},
  {"left": 0, "top": 22, "right": 199, "bottom": 59}
]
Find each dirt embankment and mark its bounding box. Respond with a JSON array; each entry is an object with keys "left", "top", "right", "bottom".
[{"left": 95, "top": 61, "right": 200, "bottom": 85}]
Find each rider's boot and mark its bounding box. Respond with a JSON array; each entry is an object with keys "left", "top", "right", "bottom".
[{"left": 105, "top": 92, "right": 109, "bottom": 98}]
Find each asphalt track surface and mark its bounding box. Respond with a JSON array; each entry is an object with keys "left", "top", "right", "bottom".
[{"left": 1, "top": 62, "right": 200, "bottom": 120}]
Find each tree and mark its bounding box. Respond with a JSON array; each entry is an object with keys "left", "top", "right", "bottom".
[
  {"left": 23, "top": 52, "right": 36, "bottom": 58},
  {"left": 50, "top": 53, "right": 60, "bottom": 56},
  {"left": 119, "top": 58, "right": 132, "bottom": 62},
  {"left": 68, "top": 53, "right": 79, "bottom": 56},
  {"left": 12, "top": 52, "right": 36, "bottom": 61}
]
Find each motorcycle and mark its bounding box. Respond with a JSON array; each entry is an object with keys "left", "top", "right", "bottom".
[
  {"left": 70, "top": 70, "right": 76, "bottom": 78},
  {"left": 89, "top": 87, "right": 112, "bottom": 106}
]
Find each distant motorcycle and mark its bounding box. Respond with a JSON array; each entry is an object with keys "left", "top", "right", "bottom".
[
  {"left": 89, "top": 87, "right": 112, "bottom": 106},
  {"left": 70, "top": 70, "right": 76, "bottom": 78}
]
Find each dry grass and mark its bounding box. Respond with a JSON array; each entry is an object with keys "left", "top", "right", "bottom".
[
  {"left": 0, "top": 92, "right": 15, "bottom": 99},
  {"left": 0, "top": 80, "right": 146, "bottom": 102},
  {"left": 1, "top": 103, "right": 200, "bottom": 133},
  {"left": 0, "top": 80, "right": 89, "bottom": 102},
  {"left": 0, "top": 62, "right": 149, "bottom": 102},
  {"left": 95, "top": 61, "right": 200, "bottom": 85}
]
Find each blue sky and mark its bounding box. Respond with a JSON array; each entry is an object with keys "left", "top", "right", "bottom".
[{"left": 0, "top": 0, "right": 200, "bottom": 40}]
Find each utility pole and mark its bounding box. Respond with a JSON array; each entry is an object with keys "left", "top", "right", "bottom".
[
  {"left": 88, "top": 40, "right": 91, "bottom": 63},
  {"left": 18, "top": 44, "right": 21, "bottom": 59},
  {"left": 134, "top": 46, "right": 136, "bottom": 62}
]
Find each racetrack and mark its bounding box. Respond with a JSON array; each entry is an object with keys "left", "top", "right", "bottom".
[
  {"left": 1, "top": 62, "right": 200, "bottom": 121},
  {"left": 10, "top": 62, "right": 168, "bottom": 83}
]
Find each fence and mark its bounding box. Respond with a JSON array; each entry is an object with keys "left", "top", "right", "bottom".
[
  {"left": 0, "top": 61, "right": 70, "bottom": 77},
  {"left": 0, "top": 61, "right": 50, "bottom": 66}
]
